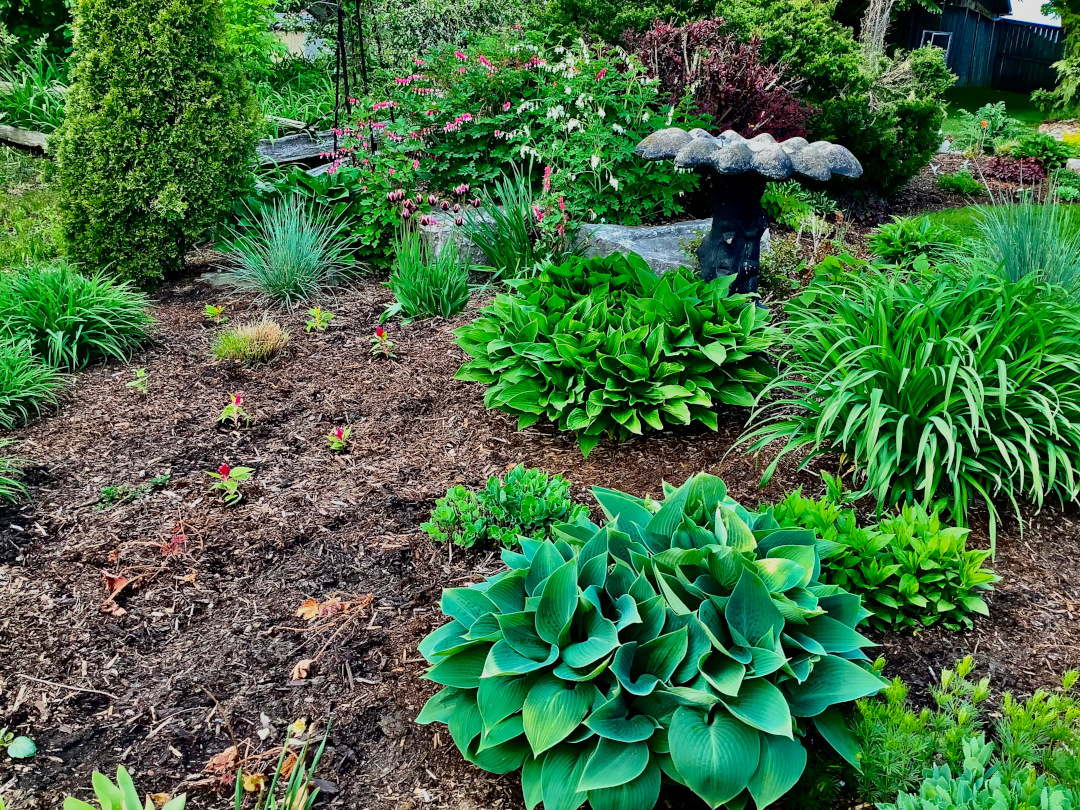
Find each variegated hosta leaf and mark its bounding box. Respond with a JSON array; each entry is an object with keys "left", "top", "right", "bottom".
[{"left": 416, "top": 474, "right": 887, "bottom": 810}]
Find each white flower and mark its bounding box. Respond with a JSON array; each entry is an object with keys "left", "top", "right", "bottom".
[
  {"left": 609, "top": 176, "right": 619, "bottom": 190},
  {"left": 597, "top": 107, "right": 606, "bottom": 119},
  {"left": 612, "top": 123, "right": 625, "bottom": 134},
  {"left": 590, "top": 155, "right": 600, "bottom": 170},
  {"left": 642, "top": 111, "right": 651, "bottom": 122}
]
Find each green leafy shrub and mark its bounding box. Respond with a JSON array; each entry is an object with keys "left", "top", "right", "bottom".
[
  {"left": 743, "top": 262, "right": 1080, "bottom": 544},
  {"left": 762, "top": 180, "right": 836, "bottom": 228},
  {"left": 1013, "top": 131, "right": 1072, "bottom": 170},
  {"left": 212, "top": 319, "right": 289, "bottom": 365},
  {"left": 55, "top": 0, "right": 258, "bottom": 285},
  {"left": 64, "top": 766, "right": 185, "bottom": 810},
  {"left": 238, "top": 152, "right": 422, "bottom": 271},
  {"left": 856, "top": 660, "right": 1080, "bottom": 807},
  {"left": 854, "top": 657, "right": 991, "bottom": 803},
  {"left": 0, "top": 336, "right": 64, "bottom": 428},
  {"left": 421, "top": 465, "right": 589, "bottom": 548},
  {"left": 456, "top": 252, "right": 779, "bottom": 457},
  {"left": 956, "top": 202, "right": 1080, "bottom": 296},
  {"left": 772, "top": 478, "right": 999, "bottom": 632},
  {"left": 540, "top": 0, "right": 700, "bottom": 44},
  {"left": 869, "top": 216, "right": 962, "bottom": 266},
  {"left": 219, "top": 194, "right": 355, "bottom": 308},
  {"left": 416, "top": 473, "right": 886, "bottom": 810},
  {"left": 937, "top": 169, "right": 983, "bottom": 196},
  {"left": 1059, "top": 185, "right": 1080, "bottom": 202},
  {"left": 362, "top": 30, "right": 701, "bottom": 225},
  {"left": 0, "top": 263, "right": 152, "bottom": 370},
  {"left": 385, "top": 227, "right": 470, "bottom": 321},
  {"left": 950, "top": 102, "right": 1025, "bottom": 154}
]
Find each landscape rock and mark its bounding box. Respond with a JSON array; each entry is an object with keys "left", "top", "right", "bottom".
[
  {"left": 257, "top": 130, "right": 337, "bottom": 167},
  {"left": 1067, "top": 158, "right": 1080, "bottom": 174}
]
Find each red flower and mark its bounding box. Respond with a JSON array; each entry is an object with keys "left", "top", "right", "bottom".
[
  {"left": 218, "top": 463, "right": 231, "bottom": 478},
  {"left": 376, "top": 326, "right": 386, "bottom": 339},
  {"left": 334, "top": 427, "right": 344, "bottom": 440}
]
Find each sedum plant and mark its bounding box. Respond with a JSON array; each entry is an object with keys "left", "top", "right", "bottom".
[
  {"left": 770, "top": 477, "right": 999, "bottom": 633},
  {"left": 422, "top": 465, "right": 589, "bottom": 548},
  {"left": 416, "top": 473, "right": 886, "bottom": 810},
  {"left": 456, "top": 252, "right": 779, "bottom": 457},
  {"left": 63, "top": 766, "right": 185, "bottom": 810}
]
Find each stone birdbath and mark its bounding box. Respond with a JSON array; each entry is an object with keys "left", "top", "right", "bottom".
[{"left": 634, "top": 128, "right": 863, "bottom": 294}]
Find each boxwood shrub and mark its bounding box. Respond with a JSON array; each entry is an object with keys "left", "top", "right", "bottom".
[
  {"left": 455, "top": 252, "right": 780, "bottom": 456},
  {"left": 416, "top": 473, "right": 885, "bottom": 810}
]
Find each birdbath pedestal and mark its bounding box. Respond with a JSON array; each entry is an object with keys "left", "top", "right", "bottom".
[{"left": 634, "top": 128, "right": 863, "bottom": 294}]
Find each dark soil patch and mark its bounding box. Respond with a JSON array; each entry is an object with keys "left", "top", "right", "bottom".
[{"left": 1, "top": 274, "right": 1079, "bottom": 810}]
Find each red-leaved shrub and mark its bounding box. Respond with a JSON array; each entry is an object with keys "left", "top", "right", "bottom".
[
  {"left": 983, "top": 156, "right": 1046, "bottom": 183},
  {"left": 624, "top": 19, "right": 814, "bottom": 140}
]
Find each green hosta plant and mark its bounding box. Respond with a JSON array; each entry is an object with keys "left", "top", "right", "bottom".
[
  {"left": 422, "top": 465, "right": 589, "bottom": 548},
  {"left": 770, "top": 478, "right": 999, "bottom": 632},
  {"left": 416, "top": 473, "right": 886, "bottom": 810},
  {"left": 456, "top": 252, "right": 779, "bottom": 457}
]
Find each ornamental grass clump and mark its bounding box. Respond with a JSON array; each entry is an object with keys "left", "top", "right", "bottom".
[
  {"left": 742, "top": 259, "right": 1080, "bottom": 546},
  {"left": 456, "top": 252, "right": 779, "bottom": 457},
  {"left": 218, "top": 194, "right": 355, "bottom": 308},
  {"left": 417, "top": 474, "right": 886, "bottom": 810},
  {"left": 212, "top": 319, "right": 289, "bottom": 366},
  {"left": 0, "top": 263, "right": 152, "bottom": 370},
  {"left": 384, "top": 226, "right": 470, "bottom": 320},
  {"left": 0, "top": 336, "right": 64, "bottom": 429}
]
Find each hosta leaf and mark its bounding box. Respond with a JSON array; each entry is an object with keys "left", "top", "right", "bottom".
[
  {"left": 585, "top": 691, "right": 656, "bottom": 742},
  {"left": 540, "top": 743, "right": 592, "bottom": 810},
  {"left": 563, "top": 607, "right": 619, "bottom": 669},
  {"left": 483, "top": 639, "right": 559, "bottom": 677},
  {"left": 812, "top": 706, "right": 863, "bottom": 772},
  {"left": 721, "top": 678, "right": 793, "bottom": 738},
  {"left": 578, "top": 738, "right": 651, "bottom": 791},
  {"left": 416, "top": 686, "right": 470, "bottom": 725},
  {"left": 726, "top": 570, "right": 784, "bottom": 648},
  {"left": 497, "top": 612, "right": 551, "bottom": 661},
  {"left": 425, "top": 644, "right": 490, "bottom": 688},
  {"left": 523, "top": 676, "right": 592, "bottom": 753},
  {"left": 478, "top": 674, "right": 533, "bottom": 728},
  {"left": 442, "top": 588, "right": 499, "bottom": 630},
  {"left": 587, "top": 758, "right": 662, "bottom": 810},
  {"left": 536, "top": 559, "right": 579, "bottom": 645},
  {"left": 785, "top": 655, "right": 887, "bottom": 717},
  {"left": 668, "top": 707, "right": 760, "bottom": 809},
  {"left": 467, "top": 735, "right": 532, "bottom": 773},
  {"left": 747, "top": 734, "right": 807, "bottom": 808}
]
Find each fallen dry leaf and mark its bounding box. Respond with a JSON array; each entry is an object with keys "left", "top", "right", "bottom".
[
  {"left": 100, "top": 599, "right": 127, "bottom": 618},
  {"left": 161, "top": 535, "right": 187, "bottom": 557},
  {"left": 102, "top": 571, "right": 130, "bottom": 595},
  {"left": 295, "top": 598, "right": 320, "bottom": 622},
  {"left": 319, "top": 596, "right": 347, "bottom": 618},
  {"left": 206, "top": 746, "right": 238, "bottom": 775},
  {"left": 150, "top": 794, "right": 172, "bottom": 808},
  {"left": 290, "top": 659, "right": 313, "bottom": 680},
  {"left": 280, "top": 750, "right": 299, "bottom": 779}
]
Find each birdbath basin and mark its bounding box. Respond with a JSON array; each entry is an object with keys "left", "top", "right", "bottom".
[{"left": 634, "top": 127, "right": 863, "bottom": 294}]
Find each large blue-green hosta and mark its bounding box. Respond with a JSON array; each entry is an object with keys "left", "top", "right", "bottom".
[{"left": 416, "top": 474, "right": 886, "bottom": 810}]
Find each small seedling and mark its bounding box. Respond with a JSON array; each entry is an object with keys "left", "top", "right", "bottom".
[
  {"left": 326, "top": 426, "right": 351, "bottom": 451},
  {"left": 206, "top": 304, "right": 228, "bottom": 324},
  {"left": 206, "top": 463, "right": 252, "bottom": 506},
  {"left": 98, "top": 475, "right": 170, "bottom": 508},
  {"left": 0, "top": 728, "right": 36, "bottom": 759},
  {"left": 218, "top": 393, "right": 249, "bottom": 428},
  {"left": 126, "top": 368, "right": 150, "bottom": 395},
  {"left": 305, "top": 307, "right": 335, "bottom": 333},
  {"left": 370, "top": 326, "right": 396, "bottom": 359},
  {"left": 149, "top": 473, "right": 171, "bottom": 488}
]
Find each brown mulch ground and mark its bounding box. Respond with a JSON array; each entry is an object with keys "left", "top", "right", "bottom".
[{"left": 1, "top": 227, "right": 1079, "bottom": 808}]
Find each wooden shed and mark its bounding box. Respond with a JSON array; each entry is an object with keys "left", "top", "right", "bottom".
[{"left": 898, "top": 0, "right": 1064, "bottom": 91}]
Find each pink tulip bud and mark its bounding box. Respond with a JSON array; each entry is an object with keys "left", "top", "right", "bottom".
[{"left": 455, "top": 216, "right": 463, "bottom": 226}]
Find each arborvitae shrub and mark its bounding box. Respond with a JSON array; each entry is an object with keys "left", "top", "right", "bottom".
[{"left": 56, "top": 0, "right": 258, "bottom": 285}]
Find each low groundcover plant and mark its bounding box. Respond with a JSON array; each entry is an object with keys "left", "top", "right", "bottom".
[{"left": 416, "top": 473, "right": 886, "bottom": 810}]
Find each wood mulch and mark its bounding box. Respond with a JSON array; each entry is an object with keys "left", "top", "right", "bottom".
[{"left": 1, "top": 224, "right": 1079, "bottom": 809}]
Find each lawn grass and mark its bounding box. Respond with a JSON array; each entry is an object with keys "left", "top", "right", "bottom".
[
  {"left": 0, "top": 147, "right": 62, "bottom": 269},
  {"left": 923, "top": 203, "right": 1080, "bottom": 238}
]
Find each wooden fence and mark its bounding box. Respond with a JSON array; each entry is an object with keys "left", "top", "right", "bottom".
[{"left": 901, "top": 4, "right": 1064, "bottom": 92}]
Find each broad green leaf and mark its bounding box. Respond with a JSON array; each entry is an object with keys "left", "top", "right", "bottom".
[
  {"left": 785, "top": 655, "right": 887, "bottom": 717},
  {"left": 668, "top": 707, "right": 760, "bottom": 809},
  {"left": 523, "top": 676, "right": 592, "bottom": 753},
  {"left": 541, "top": 743, "right": 592, "bottom": 810},
  {"left": 425, "top": 644, "right": 490, "bottom": 688},
  {"left": 747, "top": 734, "right": 807, "bottom": 808},
  {"left": 536, "top": 559, "right": 579, "bottom": 645},
  {"left": 587, "top": 759, "right": 662, "bottom": 810},
  {"left": 721, "top": 678, "right": 793, "bottom": 738},
  {"left": 578, "top": 738, "right": 650, "bottom": 790}
]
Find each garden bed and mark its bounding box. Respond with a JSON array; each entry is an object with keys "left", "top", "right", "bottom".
[{"left": 1, "top": 272, "right": 1078, "bottom": 809}]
